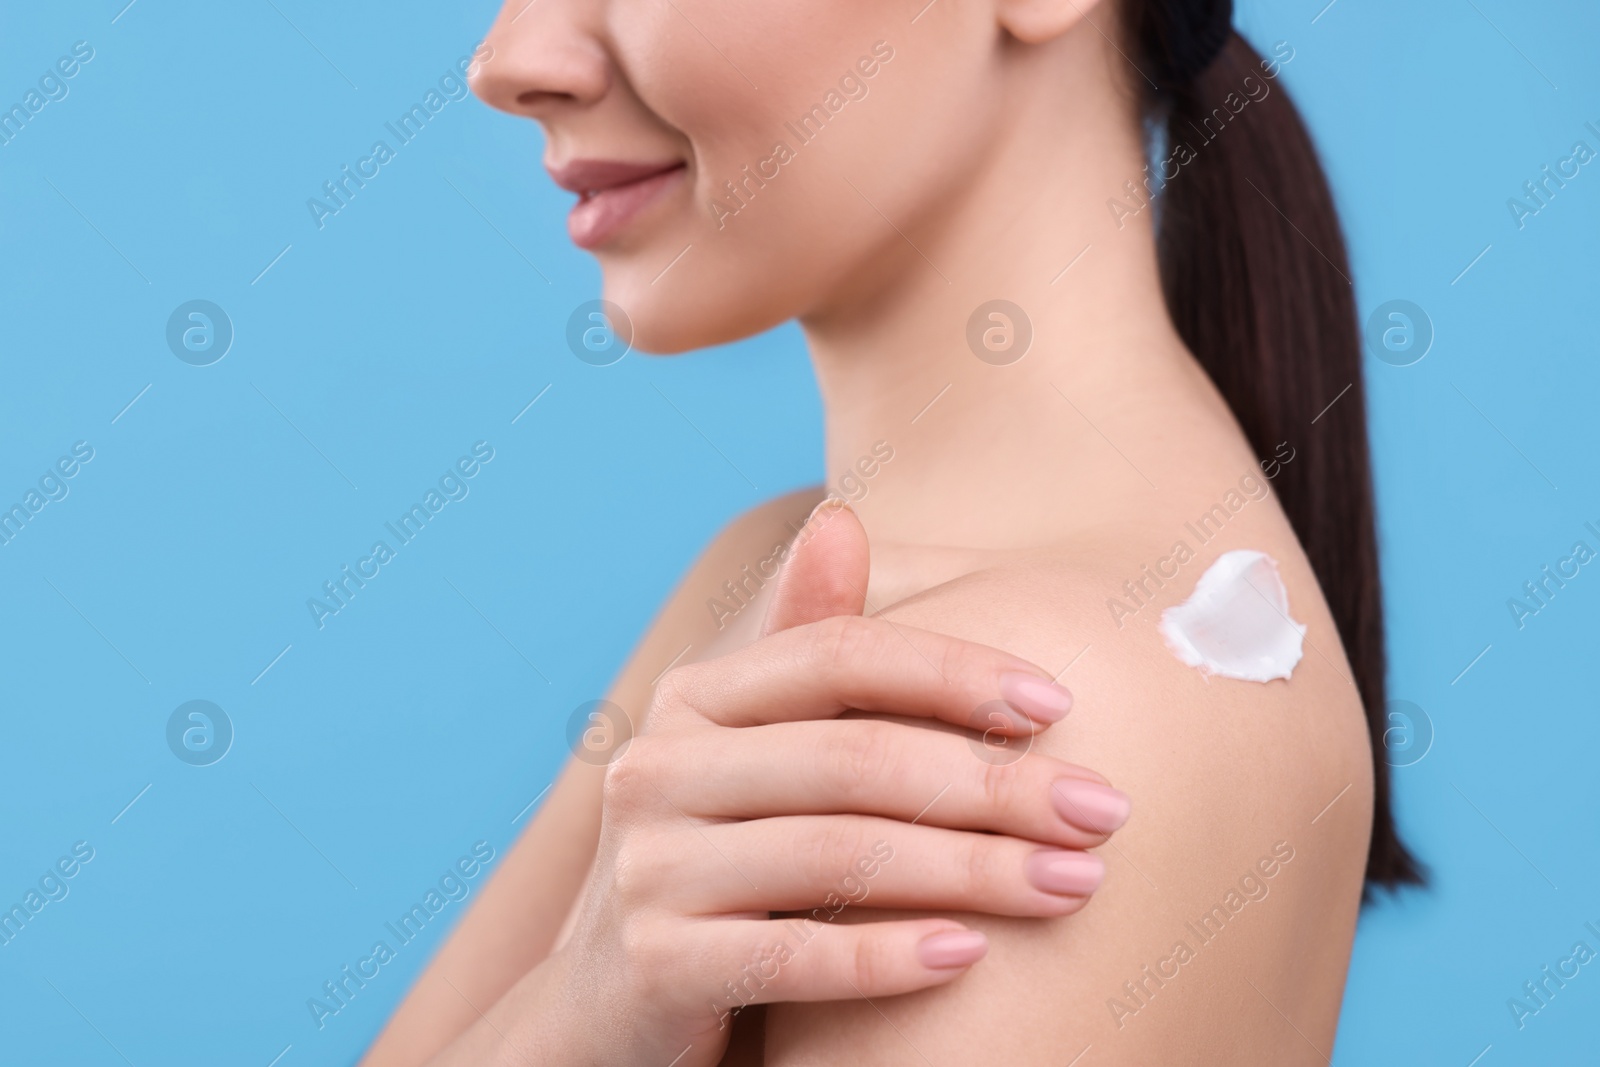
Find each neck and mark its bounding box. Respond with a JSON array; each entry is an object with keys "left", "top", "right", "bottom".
[{"left": 800, "top": 36, "right": 1214, "bottom": 553}]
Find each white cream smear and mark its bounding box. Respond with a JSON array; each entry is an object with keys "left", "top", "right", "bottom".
[{"left": 1159, "top": 549, "right": 1305, "bottom": 683}]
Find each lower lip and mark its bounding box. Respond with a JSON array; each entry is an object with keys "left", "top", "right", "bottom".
[{"left": 567, "top": 166, "right": 686, "bottom": 249}]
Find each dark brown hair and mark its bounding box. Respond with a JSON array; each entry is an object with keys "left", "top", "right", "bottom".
[{"left": 1122, "top": 0, "right": 1424, "bottom": 892}]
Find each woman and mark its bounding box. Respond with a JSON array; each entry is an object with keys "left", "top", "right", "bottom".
[{"left": 366, "top": 0, "right": 1421, "bottom": 1061}]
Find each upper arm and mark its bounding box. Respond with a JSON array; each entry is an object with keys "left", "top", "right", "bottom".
[{"left": 761, "top": 556, "right": 1374, "bottom": 1066}]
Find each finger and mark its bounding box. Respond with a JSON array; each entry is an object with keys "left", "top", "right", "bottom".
[
  {"left": 651, "top": 815, "right": 1105, "bottom": 918},
  {"left": 642, "top": 719, "right": 1128, "bottom": 846},
  {"left": 677, "top": 916, "right": 988, "bottom": 1015},
  {"left": 655, "top": 613, "right": 1074, "bottom": 731},
  {"left": 761, "top": 497, "right": 867, "bottom": 637}
]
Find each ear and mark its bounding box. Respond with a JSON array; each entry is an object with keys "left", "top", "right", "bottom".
[
  {"left": 995, "top": 0, "right": 1111, "bottom": 45},
  {"left": 760, "top": 498, "right": 870, "bottom": 636}
]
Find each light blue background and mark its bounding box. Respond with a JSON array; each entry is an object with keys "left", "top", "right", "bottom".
[{"left": 0, "top": 1, "right": 1594, "bottom": 1064}]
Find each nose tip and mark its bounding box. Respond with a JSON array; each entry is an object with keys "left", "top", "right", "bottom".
[{"left": 470, "top": 13, "right": 610, "bottom": 119}]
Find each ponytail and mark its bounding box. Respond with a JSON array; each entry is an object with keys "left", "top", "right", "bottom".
[{"left": 1123, "top": 2, "right": 1424, "bottom": 892}]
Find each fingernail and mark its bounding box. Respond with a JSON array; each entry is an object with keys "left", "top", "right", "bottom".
[
  {"left": 998, "top": 671, "right": 1073, "bottom": 723},
  {"left": 917, "top": 929, "right": 989, "bottom": 970},
  {"left": 1025, "top": 850, "right": 1105, "bottom": 896},
  {"left": 1050, "top": 779, "right": 1132, "bottom": 834},
  {"left": 805, "top": 495, "right": 852, "bottom": 525}
]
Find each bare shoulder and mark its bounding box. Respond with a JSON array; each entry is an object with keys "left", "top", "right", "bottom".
[{"left": 765, "top": 504, "right": 1376, "bottom": 1064}]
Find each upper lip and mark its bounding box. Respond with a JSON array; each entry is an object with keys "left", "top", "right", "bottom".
[{"left": 546, "top": 158, "right": 685, "bottom": 197}]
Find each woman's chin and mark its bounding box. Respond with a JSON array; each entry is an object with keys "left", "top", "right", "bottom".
[
  {"left": 620, "top": 315, "right": 732, "bottom": 357},
  {"left": 599, "top": 271, "right": 786, "bottom": 356}
]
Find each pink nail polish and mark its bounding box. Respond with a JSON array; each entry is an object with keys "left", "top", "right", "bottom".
[
  {"left": 998, "top": 671, "right": 1073, "bottom": 723},
  {"left": 1050, "top": 779, "right": 1132, "bottom": 834},
  {"left": 917, "top": 929, "right": 989, "bottom": 970},
  {"left": 1025, "top": 850, "right": 1105, "bottom": 896}
]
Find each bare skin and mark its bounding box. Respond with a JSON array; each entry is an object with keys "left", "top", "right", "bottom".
[
  {"left": 367, "top": 479, "right": 1371, "bottom": 1065},
  {"left": 363, "top": 0, "right": 1376, "bottom": 1061}
]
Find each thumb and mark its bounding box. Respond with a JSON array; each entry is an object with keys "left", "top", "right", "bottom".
[{"left": 761, "top": 497, "right": 869, "bottom": 636}]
